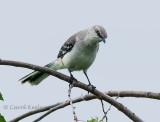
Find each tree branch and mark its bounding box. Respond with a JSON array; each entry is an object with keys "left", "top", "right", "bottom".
[
  {"left": 100, "top": 100, "right": 108, "bottom": 122},
  {"left": 0, "top": 59, "right": 143, "bottom": 122},
  {"left": 68, "top": 84, "right": 78, "bottom": 122},
  {"left": 10, "top": 91, "right": 160, "bottom": 122}
]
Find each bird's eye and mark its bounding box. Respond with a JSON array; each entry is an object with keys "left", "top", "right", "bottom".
[
  {"left": 95, "top": 29, "right": 99, "bottom": 33},
  {"left": 95, "top": 28, "right": 103, "bottom": 39}
]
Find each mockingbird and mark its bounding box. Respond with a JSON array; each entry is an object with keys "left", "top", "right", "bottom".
[{"left": 19, "top": 25, "right": 107, "bottom": 86}]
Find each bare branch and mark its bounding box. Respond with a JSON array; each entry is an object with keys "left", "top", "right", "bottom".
[
  {"left": 9, "top": 103, "right": 62, "bottom": 122},
  {"left": 100, "top": 96, "right": 119, "bottom": 122},
  {"left": 10, "top": 90, "right": 160, "bottom": 122},
  {"left": 100, "top": 100, "right": 108, "bottom": 122},
  {"left": 106, "top": 91, "right": 160, "bottom": 99},
  {"left": 31, "top": 102, "right": 70, "bottom": 122},
  {"left": 68, "top": 84, "right": 78, "bottom": 122},
  {"left": 0, "top": 59, "right": 143, "bottom": 122},
  {"left": 100, "top": 103, "right": 111, "bottom": 122}
]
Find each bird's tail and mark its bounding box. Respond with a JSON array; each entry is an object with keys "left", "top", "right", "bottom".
[{"left": 19, "top": 59, "right": 64, "bottom": 85}]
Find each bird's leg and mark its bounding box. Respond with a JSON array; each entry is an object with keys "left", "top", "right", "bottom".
[
  {"left": 68, "top": 70, "right": 77, "bottom": 85},
  {"left": 83, "top": 71, "right": 96, "bottom": 91}
]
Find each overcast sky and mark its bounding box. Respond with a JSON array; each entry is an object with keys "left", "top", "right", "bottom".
[{"left": 0, "top": 0, "right": 160, "bottom": 122}]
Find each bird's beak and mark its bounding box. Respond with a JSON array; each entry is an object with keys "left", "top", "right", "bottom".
[{"left": 101, "top": 38, "right": 106, "bottom": 43}]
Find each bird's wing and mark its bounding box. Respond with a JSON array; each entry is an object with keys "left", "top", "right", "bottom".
[{"left": 57, "top": 34, "right": 77, "bottom": 58}]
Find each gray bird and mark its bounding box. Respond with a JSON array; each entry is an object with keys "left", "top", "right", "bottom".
[{"left": 19, "top": 25, "right": 107, "bottom": 85}]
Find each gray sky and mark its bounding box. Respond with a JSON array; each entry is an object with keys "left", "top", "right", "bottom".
[{"left": 0, "top": 0, "right": 160, "bottom": 122}]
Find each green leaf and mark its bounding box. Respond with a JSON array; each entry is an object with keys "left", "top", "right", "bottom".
[
  {"left": 0, "top": 92, "right": 4, "bottom": 101},
  {"left": 87, "top": 117, "right": 98, "bottom": 122},
  {"left": 0, "top": 114, "right": 6, "bottom": 122}
]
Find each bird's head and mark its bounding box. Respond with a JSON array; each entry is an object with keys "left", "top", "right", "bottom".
[{"left": 87, "top": 25, "right": 107, "bottom": 44}]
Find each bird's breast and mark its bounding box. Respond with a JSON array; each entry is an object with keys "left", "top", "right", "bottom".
[{"left": 62, "top": 43, "right": 99, "bottom": 71}]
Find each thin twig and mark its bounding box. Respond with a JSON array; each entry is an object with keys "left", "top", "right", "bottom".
[
  {"left": 10, "top": 90, "right": 160, "bottom": 122},
  {"left": 100, "top": 100, "right": 107, "bottom": 122},
  {"left": 0, "top": 59, "right": 144, "bottom": 122},
  {"left": 68, "top": 84, "right": 78, "bottom": 122},
  {"left": 100, "top": 96, "right": 119, "bottom": 122},
  {"left": 32, "top": 102, "right": 69, "bottom": 122},
  {"left": 100, "top": 104, "right": 111, "bottom": 122}
]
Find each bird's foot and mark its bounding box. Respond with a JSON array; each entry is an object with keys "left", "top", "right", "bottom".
[
  {"left": 87, "top": 84, "right": 96, "bottom": 94},
  {"left": 88, "top": 83, "right": 96, "bottom": 89},
  {"left": 69, "top": 76, "right": 77, "bottom": 86}
]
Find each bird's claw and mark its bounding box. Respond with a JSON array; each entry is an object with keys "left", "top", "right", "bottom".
[
  {"left": 69, "top": 76, "right": 77, "bottom": 86},
  {"left": 87, "top": 84, "right": 96, "bottom": 94}
]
